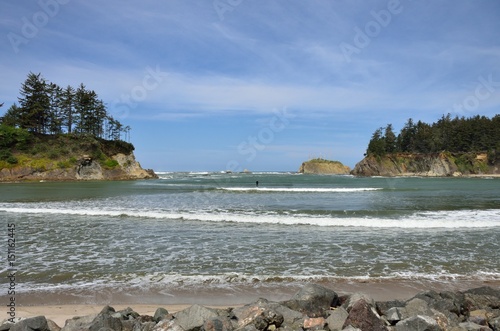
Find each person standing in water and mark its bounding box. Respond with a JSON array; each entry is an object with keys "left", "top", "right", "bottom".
[{"left": 256, "top": 181, "right": 259, "bottom": 187}]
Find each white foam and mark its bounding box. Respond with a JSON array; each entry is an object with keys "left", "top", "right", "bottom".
[
  {"left": 220, "top": 187, "right": 382, "bottom": 193},
  {"left": 1, "top": 206, "right": 499, "bottom": 228}
]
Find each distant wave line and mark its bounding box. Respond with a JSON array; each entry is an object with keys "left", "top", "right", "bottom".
[{"left": 219, "top": 187, "right": 382, "bottom": 193}]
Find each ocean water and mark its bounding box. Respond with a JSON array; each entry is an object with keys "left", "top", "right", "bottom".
[{"left": 0, "top": 173, "right": 499, "bottom": 304}]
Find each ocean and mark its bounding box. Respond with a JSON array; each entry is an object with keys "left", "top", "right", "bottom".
[{"left": 1, "top": 172, "right": 499, "bottom": 305}]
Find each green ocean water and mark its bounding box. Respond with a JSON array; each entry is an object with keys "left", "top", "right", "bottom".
[{"left": 0, "top": 173, "right": 499, "bottom": 303}]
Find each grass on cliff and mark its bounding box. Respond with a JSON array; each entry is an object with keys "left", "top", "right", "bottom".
[
  {"left": 306, "top": 158, "right": 345, "bottom": 165},
  {"left": 0, "top": 125, "right": 133, "bottom": 170}
]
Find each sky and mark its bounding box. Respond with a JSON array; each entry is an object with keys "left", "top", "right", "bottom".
[{"left": 1, "top": 1, "right": 500, "bottom": 171}]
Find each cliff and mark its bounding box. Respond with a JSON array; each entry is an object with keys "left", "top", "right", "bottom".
[
  {"left": 299, "top": 158, "right": 351, "bottom": 174},
  {"left": 351, "top": 152, "right": 500, "bottom": 177},
  {"left": 0, "top": 133, "right": 157, "bottom": 182}
]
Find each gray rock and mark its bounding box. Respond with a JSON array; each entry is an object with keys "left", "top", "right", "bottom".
[
  {"left": 376, "top": 300, "right": 406, "bottom": 317},
  {"left": 88, "top": 311, "right": 122, "bottom": 331},
  {"left": 231, "top": 299, "right": 286, "bottom": 330},
  {"left": 342, "top": 326, "right": 362, "bottom": 331},
  {"left": 464, "top": 287, "right": 500, "bottom": 312},
  {"left": 153, "top": 308, "right": 169, "bottom": 323},
  {"left": 9, "top": 317, "right": 48, "bottom": 331},
  {"left": 469, "top": 310, "right": 489, "bottom": 326},
  {"left": 346, "top": 293, "right": 376, "bottom": 311},
  {"left": 282, "top": 284, "right": 339, "bottom": 317},
  {"left": 404, "top": 298, "right": 434, "bottom": 319},
  {"left": 61, "top": 314, "right": 96, "bottom": 331},
  {"left": 203, "top": 317, "right": 234, "bottom": 331},
  {"left": 395, "top": 315, "right": 440, "bottom": 331},
  {"left": 343, "top": 299, "right": 388, "bottom": 331},
  {"left": 385, "top": 307, "right": 406, "bottom": 325},
  {"left": 46, "top": 320, "right": 61, "bottom": 331},
  {"left": 458, "top": 321, "right": 492, "bottom": 330},
  {"left": 151, "top": 320, "right": 183, "bottom": 331},
  {"left": 325, "top": 307, "right": 348, "bottom": 331},
  {"left": 174, "top": 304, "right": 219, "bottom": 331},
  {"left": 490, "top": 316, "right": 500, "bottom": 331}
]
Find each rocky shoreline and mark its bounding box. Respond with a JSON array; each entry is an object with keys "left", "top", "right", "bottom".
[
  {"left": 2, "top": 284, "right": 500, "bottom": 331},
  {"left": 0, "top": 152, "right": 157, "bottom": 182}
]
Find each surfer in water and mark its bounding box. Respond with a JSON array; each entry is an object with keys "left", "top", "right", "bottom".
[{"left": 256, "top": 181, "right": 259, "bottom": 187}]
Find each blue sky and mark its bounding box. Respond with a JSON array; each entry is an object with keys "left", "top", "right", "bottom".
[{"left": 1, "top": 1, "right": 500, "bottom": 171}]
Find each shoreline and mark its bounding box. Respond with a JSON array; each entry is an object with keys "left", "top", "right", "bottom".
[{"left": 8, "top": 279, "right": 500, "bottom": 327}]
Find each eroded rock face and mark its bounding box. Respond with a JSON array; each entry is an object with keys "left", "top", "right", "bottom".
[
  {"left": 351, "top": 152, "right": 500, "bottom": 177},
  {"left": 298, "top": 159, "right": 351, "bottom": 175},
  {"left": 0, "top": 152, "right": 157, "bottom": 182}
]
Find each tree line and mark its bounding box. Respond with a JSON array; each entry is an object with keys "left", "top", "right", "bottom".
[
  {"left": 0, "top": 72, "right": 129, "bottom": 141},
  {"left": 367, "top": 114, "right": 500, "bottom": 156}
]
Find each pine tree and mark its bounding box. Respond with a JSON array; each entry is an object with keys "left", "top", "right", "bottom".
[
  {"left": 384, "top": 124, "right": 397, "bottom": 153},
  {"left": 17, "top": 72, "right": 51, "bottom": 133}
]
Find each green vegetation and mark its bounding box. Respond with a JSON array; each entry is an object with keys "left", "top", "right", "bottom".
[
  {"left": 307, "top": 158, "right": 345, "bottom": 165},
  {"left": 1, "top": 72, "right": 129, "bottom": 139},
  {"left": 0, "top": 73, "right": 135, "bottom": 172},
  {"left": 366, "top": 114, "right": 500, "bottom": 162}
]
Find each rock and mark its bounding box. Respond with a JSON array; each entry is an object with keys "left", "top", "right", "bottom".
[
  {"left": 385, "top": 307, "right": 406, "bottom": 325},
  {"left": 8, "top": 317, "right": 49, "bottom": 331},
  {"left": 350, "top": 152, "right": 499, "bottom": 177},
  {"left": 61, "top": 314, "right": 96, "bottom": 331},
  {"left": 376, "top": 300, "right": 406, "bottom": 316},
  {"left": 395, "top": 315, "right": 441, "bottom": 331},
  {"left": 404, "top": 298, "right": 434, "bottom": 318},
  {"left": 298, "top": 159, "right": 350, "bottom": 175},
  {"left": 88, "top": 309, "right": 122, "bottom": 331},
  {"left": 345, "top": 293, "right": 376, "bottom": 311},
  {"left": 325, "top": 307, "right": 348, "bottom": 331},
  {"left": 203, "top": 317, "right": 234, "bottom": 331},
  {"left": 282, "top": 284, "right": 339, "bottom": 317},
  {"left": 46, "top": 320, "right": 61, "bottom": 331},
  {"left": 151, "top": 319, "right": 183, "bottom": 331},
  {"left": 232, "top": 299, "right": 287, "bottom": 330},
  {"left": 464, "top": 287, "right": 500, "bottom": 311},
  {"left": 489, "top": 316, "right": 500, "bottom": 331},
  {"left": 469, "top": 310, "right": 490, "bottom": 326},
  {"left": 343, "top": 299, "right": 388, "bottom": 331},
  {"left": 173, "top": 304, "right": 220, "bottom": 331},
  {"left": 458, "top": 321, "right": 493, "bottom": 330},
  {"left": 302, "top": 317, "right": 325, "bottom": 330},
  {"left": 153, "top": 308, "right": 169, "bottom": 323}
]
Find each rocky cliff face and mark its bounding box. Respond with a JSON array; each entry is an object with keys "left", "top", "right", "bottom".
[
  {"left": 351, "top": 152, "right": 499, "bottom": 177},
  {"left": 299, "top": 159, "right": 351, "bottom": 174},
  {"left": 0, "top": 152, "right": 157, "bottom": 182}
]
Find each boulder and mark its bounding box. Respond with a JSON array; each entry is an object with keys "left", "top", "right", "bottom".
[
  {"left": 395, "top": 315, "right": 441, "bottom": 331},
  {"left": 458, "top": 321, "right": 493, "bottom": 330},
  {"left": 9, "top": 317, "right": 48, "bottom": 331},
  {"left": 469, "top": 310, "right": 490, "bottom": 326},
  {"left": 325, "top": 307, "right": 348, "bottom": 331},
  {"left": 302, "top": 317, "right": 325, "bottom": 330},
  {"left": 464, "top": 287, "right": 500, "bottom": 312},
  {"left": 153, "top": 308, "right": 169, "bottom": 323},
  {"left": 282, "top": 284, "right": 339, "bottom": 317},
  {"left": 489, "top": 316, "right": 500, "bottom": 331},
  {"left": 342, "top": 299, "right": 388, "bottom": 331},
  {"left": 231, "top": 299, "right": 287, "bottom": 330},
  {"left": 203, "top": 317, "right": 234, "bottom": 331},
  {"left": 173, "top": 304, "right": 220, "bottom": 331},
  {"left": 404, "top": 298, "right": 434, "bottom": 319}
]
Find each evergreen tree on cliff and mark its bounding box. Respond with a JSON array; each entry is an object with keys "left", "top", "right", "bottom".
[
  {"left": 3, "top": 72, "right": 128, "bottom": 141},
  {"left": 17, "top": 72, "right": 51, "bottom": 133}
]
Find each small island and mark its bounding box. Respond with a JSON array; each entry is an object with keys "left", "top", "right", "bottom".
[
  {"left": 352, "top": 114, "right": 500, "bottom": 177},
  {"left": 0, "top": 72, "right": 156, "bottom": 182},
  {"left": 298, "top": 158, "right": 351, "bottom": 175}
]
